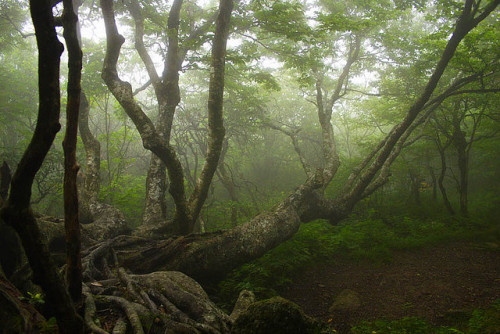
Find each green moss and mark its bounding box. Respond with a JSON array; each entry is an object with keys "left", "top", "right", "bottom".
[
  {"left": 467, "top": 300, "right": 500, "bottom": 334},
  {"left": 218, "top": 212, "right": 500, "bottom": 308},
  {"left": 231, "top": 297, "right": 325, "bottom": 334},
  {"left": 351, "top": 301, "right": 500, "bottom": 334}
]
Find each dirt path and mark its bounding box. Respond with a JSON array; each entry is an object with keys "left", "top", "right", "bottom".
[{"left": 280, "top": 242, "right": 500, "bottom": 333}]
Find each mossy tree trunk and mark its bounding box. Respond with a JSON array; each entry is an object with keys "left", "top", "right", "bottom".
[
  {"left": 78, "top": 92, "right": 101, "bottom": 223},
  {"left": 0, "top": 0, "right": 84, "bottom": 332},
  {"left": 113, "top": 0, "right": 499, "bottom": 281}
]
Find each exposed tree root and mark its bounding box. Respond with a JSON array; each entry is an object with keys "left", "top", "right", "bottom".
[
  {"left": 79, "top": 240, "right": 234, "bottom": 333},
  {"left": 83, "top": 285, "right": 109, "bottom": 334}
]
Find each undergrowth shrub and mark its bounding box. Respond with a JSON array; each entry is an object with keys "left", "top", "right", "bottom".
[
  {"left": 216, "top": 212, "right": 499, "bottom": 310},
  {"left": 351, "top": 300, "right": 500, "bottom": 334},
  {"left": 351, "top": 317, "right": 462, "bottom": 334}
]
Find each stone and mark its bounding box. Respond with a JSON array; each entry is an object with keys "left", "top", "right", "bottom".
[
  {"left": 329, "top": 289, "right": 361, "bottom": 313},
  {"left": 230, "top": 290, "right": 256, "bottom": 322},
  {"left": 231, "top": 296, "right": 324, "bottom": 334}
]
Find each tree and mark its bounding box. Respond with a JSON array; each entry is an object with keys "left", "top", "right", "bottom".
[
  {"left": 62, "top": 0, "right": 84, "bottom": 305},
  {"left": 113, "top": 0, "right": 499, "bottom": 282},
  {"left": 0, "top": 0, "right": 84, "bottom": 331},
  {"left": 432, "top": 93, "right": 499, "bottom": 216},
  {"left": 100, "top": 0, "right": 234, "bottom": 235}
]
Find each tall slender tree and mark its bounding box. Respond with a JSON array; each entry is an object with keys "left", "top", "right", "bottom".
[{"left": 0, "top": 0, "right": 84, "bottom": 332}]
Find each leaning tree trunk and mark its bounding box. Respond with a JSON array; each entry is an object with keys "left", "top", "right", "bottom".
[
  {"left": 110, "top": 0, "right": 498, "bottom": 282},
  {"left": 115, "top": 175, "right": 341, "bottom": 282}
]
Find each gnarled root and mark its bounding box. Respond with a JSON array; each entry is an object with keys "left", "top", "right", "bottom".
[{"left": 80, "top": 241, "right": 233, "bottom": 333}]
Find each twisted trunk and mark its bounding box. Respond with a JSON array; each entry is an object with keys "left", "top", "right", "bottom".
[
  {"left": 113, "top": 0, "right": 498, "bottom": 282},
  {"left": 101, "top": 0, "right": 233, "bottom": 235}
]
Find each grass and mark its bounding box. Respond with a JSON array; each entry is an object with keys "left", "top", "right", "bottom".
[
  {"left": 351, "top": 300, "right": 500, "bottom": 333},
  {"left": 216, "top": 205, "right": 500, "bottom": 311}
]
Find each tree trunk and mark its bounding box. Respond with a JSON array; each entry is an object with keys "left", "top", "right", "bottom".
[
  {"left": 452, "top": 116, "right": 469, "bottom": 217},
  {"left": 117, "top": 175, "right": 348, "bottom": 282},
  {"left": 343, "top": 0, "right": 497, "bottom": 206},
  {"left": 0, "top": 269, "right": 46, "bottom": 333},
  {"left": 0, "top": 162, "right": 11, "bottom": 204},
  {"left": 112, "top": 0, "right": 499, "bottom": 282},
  {"left": 435, "top": 138, "right": 455, "bottom": 215},
  {"left": 143, "top": 154, "right": 168, "bottom": 226},
  {"left": 127, "top": 0, "right": 176, "bottom": 227},
  {"left": 78, "top": 91, "right": 101, "bottom": 223},
  {"left": 0, "top": 1, "right": 84, "bottom": 331},
  {"left": 101, "top": 0, "right": 234, "bottom": 235},
  {"left": 62, "top": 0, "right": 83, "bottom": 305},
  {"left": 217, "top": 141, "right": 241, "bottom": 227},
  {"left": 408, "top": 170, "right": 421, "bottom": 206},
  {"left": 428, "top": 166, "right": 437, "bottom": 200}
]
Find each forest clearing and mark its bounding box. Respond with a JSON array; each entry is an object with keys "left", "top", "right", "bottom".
[
  {"left": 283, "top": 241, "right": 500, "bottom": 333},
  {"left": 0, "top": 0, "right": 499, "bottom": 333}
]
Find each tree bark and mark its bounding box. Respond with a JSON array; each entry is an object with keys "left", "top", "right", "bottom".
[
  {"left": 62, "top": 0, "right": 83, "bottom": 305},
  {"left": 187, "top": 0, "right": 233, "bottom": 232},
  {"left": 313, "top": 35, "right": 361, "bottom": 189},
  {"left": 101, "top": 0, "right": 233, "bottom": 235},
  {"left": 112, "top": 0, "right": 498, "bottom": 282},
  {"left": 0, "top": 0, "right": 84, "bottom": 332},
  {"left": 78, "top": 91, "right": 101, "bottom": 223},
  {"left": 126, "top": 0, "right": 175, "bottom": 226},
  {"left": 435, "top": 137, "right": 455, "bottom": 215},
  {"left": 143, "top": 155, "right": 168, "bottom": 226},
  {"left": 0, "top": 269, "right": 46, "bottom": 333},
  {"left": 101, "top": 0, "right": 192, "bottom": 230},
  {"left": 451, "top": 113, "right": 469, "bottom": 217},
  {"left": 117, "top": 175, "right": 345, "bottom": 282}
]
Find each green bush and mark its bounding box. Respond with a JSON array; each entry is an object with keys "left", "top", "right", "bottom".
[
  {"left": 467, "top": 300, "right": 500, "bottom": 334},
  {"left": 351, "top": 300, "right": 500, "bottom": 334},
  {"left": 217, "top": 211, "right": 500, "bottom": 310},
  {"left": 99, "top": 174, "right": 146, "bottom": 227},
  {"left": 351, "top": 317, "right": 462, "bottom": 334}
]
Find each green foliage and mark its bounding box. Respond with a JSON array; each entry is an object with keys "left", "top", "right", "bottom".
[
  {"left": 218, "top": 220, "right": 338, "bottom": 307},
  {"left": 21, "top": 291, "right": 45, "bottom": 306},
  {"left": 352, "top": 300, "right": 500, "bottom": 334},
  {"left": 250, "top": 0, "right": 310, "bottom": 42},
  {"left": 39, "top": 317, "right": 58, "bottom": 334},
  {"left": 0, "top": 0, "right": 30, "bottom": 52},
  {"left": 467, "top": 300, "right": 500, "bottom": 334},
  {"left": 99, "top": 174, "right": 146, "bottom": 227},
  {"left": 218, "top": 210, "right": 500, "bottom": 310},
  {"left": 352, "top": 317, "right": 461, "bottom": 333}
]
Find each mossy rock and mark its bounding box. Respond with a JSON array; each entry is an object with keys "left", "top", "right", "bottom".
[
  {"left": 329, "top": 289, "right": 361, "bottom": 313},
  {"left": 231, "top": 296, "right": 324, "bottom": 334}
]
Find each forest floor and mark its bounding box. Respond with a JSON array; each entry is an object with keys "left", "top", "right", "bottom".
[{"left": 280, "top": 241, "right": 500, "bottom": 333}]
